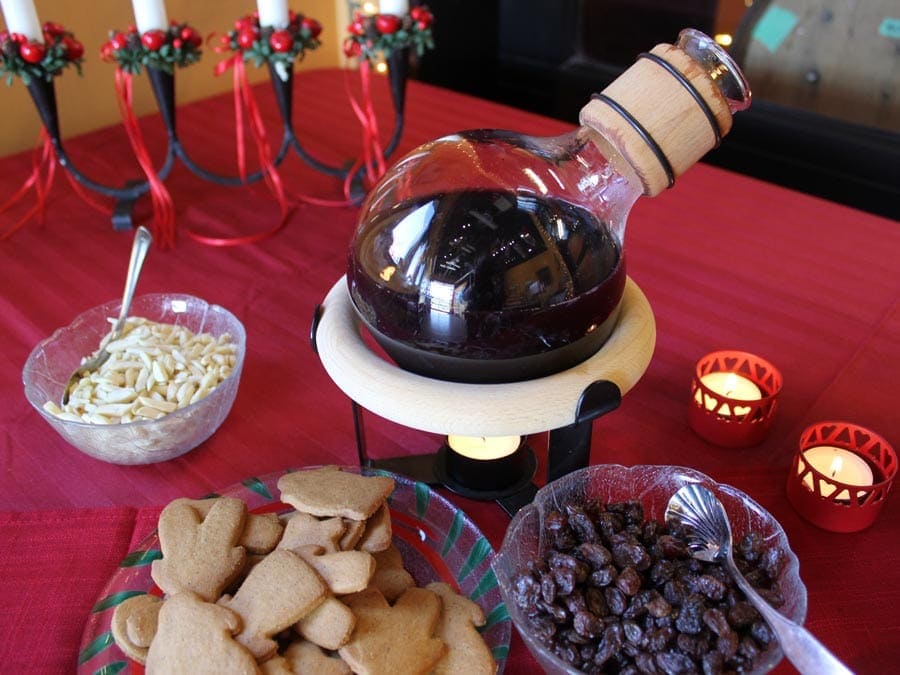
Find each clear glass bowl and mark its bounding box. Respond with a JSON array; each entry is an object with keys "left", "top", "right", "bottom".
[
  {"left": 22, "top": 293, "right": 246, "bottom": 465},
  {"left": 492, "top": 464, "right": 807, "bottom": 674}
]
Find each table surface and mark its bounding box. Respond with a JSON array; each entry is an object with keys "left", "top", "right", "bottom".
[{"left": 1, "top": 67, "right": 898, "bottom": 674}]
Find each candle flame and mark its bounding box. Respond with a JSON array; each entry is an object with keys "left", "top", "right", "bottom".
[{"left": 828, "top": 455, "right": 843, "bottom": 478}]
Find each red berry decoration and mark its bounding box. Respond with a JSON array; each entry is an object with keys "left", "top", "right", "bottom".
[
  {"left": 375, "top": 14, "right": 401, "bottom": 34},
  {"left": 181, "top": 26, "right": 202, "bottom": 48},
  {"left": 19, "top": 41, "right": 46, "bottom": 64},
  {"left": 236, "top": 27, "right": 257, "bottom": 50},
  {"left": 63, "top": 36, "right": 84, "bottom": 60},
  {"left": 416, "top": 10, "right": 434, "bottom": 29},
  {"left": 301, "top": 17, "right": 322, "bottom": 38},
  {"left": 349, "top": 20, "right": 366, "bottom": 37},
  {"left": 10, "top": 32, "right": 27, "bottom": 44},
  {"left": 172, "top": 38, "right": 183, "bottom": 49},
  {"left": 110, "top": 32, "right": 128, "bottom": 50},
  {"left": 343, "top": 39, "right": 361, "bottom": 58},
  {"left": 269, "top": 29, "right": 293, "bottom": 53},
  {"left": 42, "top": 21, "right": 65, "bottom": 37},
  {"left": 141, "top": 29, "right": 166, "bottom": 51},
  {"left": 99, "top": 41, "right": 114, "bottom": 61}
]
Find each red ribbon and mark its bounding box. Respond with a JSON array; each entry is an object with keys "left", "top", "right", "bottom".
[
  {"left": 0, "top": 129, "right": 56, "bottom": 241},
  {"left": 344, "top": 59, "right": 387, "bottom": 187},
  {"left": 114, "top": 67, "right": 176, "bottom": 249},
  {"left": 197, "top": 51, "right": 289, "bottom": 247}
]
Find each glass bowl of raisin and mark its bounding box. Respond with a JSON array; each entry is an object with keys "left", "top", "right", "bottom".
[{"left": 492, "top": 464, "right": 806, "bottom": 674}]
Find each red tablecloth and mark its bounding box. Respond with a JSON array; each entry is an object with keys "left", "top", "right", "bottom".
[{"left": 1, "top": 68, "right": 898, "bottom": 673}]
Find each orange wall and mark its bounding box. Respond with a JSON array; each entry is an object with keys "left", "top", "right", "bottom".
[{"left": 1, "top": 0, "right": 347, "bottom": 157}]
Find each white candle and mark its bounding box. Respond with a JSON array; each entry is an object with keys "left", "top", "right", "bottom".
[
  {"left": 131, "top": 0, "right": 168, "bottom": 33},
  {"left": 378, "top": 0, "right": 409, "bottom": 15},
  {"left": 257, "top": 0, "right": 289, "bottom": 29},
  {"left": 0, "top": 0, "right": 42, "bottom": 41},
  {"left": 696, "top": 371, "right": 762, "bottom": 416},
  {"left": 448, "top": 435, "right": 521, "bottom": 461},
  {"left": 801, "top": 445, "right": 874, "bottom": 501}
]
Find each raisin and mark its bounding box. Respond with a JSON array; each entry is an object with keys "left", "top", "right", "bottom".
[
  {"left": 617, "top": 566, "right": 643, "bottom": 595},
  {"left": 646, "top": 591, "right": 673, "bottom": 618},
  {"left": 512, "top": 573, "right": 540, "bottom": 611},
  {"left": 737, "top": 532, "right": 762, "bottom": 563},
  {"left": 598, "top": 511, "right": 625, "bottom": 539},
  {"left": 717, "top": 631, "right": 739, "bottom": 660},
  {"left": 694, "top": 574, "right": 727, "bottom": 601},
  {"left": 613, "top": 540, "right": 652, "bottom": 571},
  {"left": 751, "top": 620, "right": 773, "bottom": 646},
  {"left": 701, "top": 650, "right": 724, "bottom": 675},
  {"left": 727, "top": 601, "right": 759, "bottom": 627},
  {"left": 576, "top": 542, "right": 613, "bottom": 568},
  {"left": 645, "top": 626, "right": 676, "bottom": 652},
  {"left": 606, "top": 587, "right": 628, "bottom": 615},
  {"left": 702, "top": 608, "right": 731, "bottom": 637},
  {"left": 634, "top": 651, "right": 657, "bottom": 674},
  {"left": 761, "top": 545, "right": 785, "bottom": 578},
  {"left": 540, "top": 572, "right": 557, "bottom": 604},
  {"left": 623, "top": 619, "right": 644, "bottom": 644},
  {"left": 568, "top": 505, "right": 600, "bottom": 543},
  {"left": 655, "top": 534, "right": 689, "bottom": 559},
  {"left": 574, "top": 610, "right": 602, "bottom": 639},
  {"left": 655, "top": 650, "right": 697, "bottom": 674},
  {"left": 585, "top": 586, "right": 608, "bottom": 615},
  {"left": 591, "top": 564, "right": 618, "bottom": 587},
  {"left": 551, "top": 566, "right": 576, "bottom": 596}
]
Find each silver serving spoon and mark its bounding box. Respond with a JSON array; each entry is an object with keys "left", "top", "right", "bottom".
[
  {"left": 62, "top": 226, "right": 153, "bottom": 404},
  {"left": 665, "top": 484, "right": 854, "bottom": 675}
]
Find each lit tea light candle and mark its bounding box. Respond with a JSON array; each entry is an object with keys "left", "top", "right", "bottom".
[
  {"left": 379, "top": 0, "right": 409, "bottom": 15},
  {"left": 131, "top": 0, "right": 168, "bottom": 33},
  {"left": 801, "top": 445, "right": 874, "bottom": 501},
  {"left": 447, "top": 435, "right": 521, "bottom": 461},
  {"left": 0, "top": 0, "right": 42, "bottom": 41},
  {"left": 696, "top": 371, "right": 762, "bottom": 416},
  {"left": 257, "top": 0, "right": 289, "bottom": 29}
]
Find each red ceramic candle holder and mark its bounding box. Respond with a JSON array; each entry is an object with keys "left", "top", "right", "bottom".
[
  {"left": 688, "top": 350, "right": 783, "bottom": 447},
  {"left": 787, "top": 421, "right": 897, "bottom": 533}
]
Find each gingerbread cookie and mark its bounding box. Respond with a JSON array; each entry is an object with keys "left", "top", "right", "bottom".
[
  {"left": 283, "top": 640, "right": 351, "bottom": 675},
  {"left": 220, "top": 549, "right": 328, "bottom": 661},
  {"left": 357, "top": 503, "right": 392, "bottom": 553},
  {"left": 369, "top": 544, "right": 415, "bottom": 602},
  {"left": 277, "top": 467, "right": 394, "bottom": 520},
  {"left": 339, "top": 587, "right": 445, "bottom": 675},
  {"left": 427, "top": 582, "right": 495, "bottom": 675},
  {"left": 296, "top": 596, "right": 356, "bottom": 650},
  {"left": 295, "top": 545, "right": 375, "bottom": 595},
  {"left": 278, "top": 512, "right": 345, "bottom": 553},
  {"left": 144, "top": 591, "right": 258, "bottom": 674},
  {"left": 110, "top": 593, "right": 163, "bottom": 664},
  {"left": 150, "top": 497, "right": 247, "bottom": 602}
]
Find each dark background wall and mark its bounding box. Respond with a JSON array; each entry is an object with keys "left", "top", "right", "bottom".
[{"left": 413, "top": 0, "right": 899, "bottom": 220}]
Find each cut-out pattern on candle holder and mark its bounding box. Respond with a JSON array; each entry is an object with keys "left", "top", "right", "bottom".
[
  {"left": 688, "top": 350, "right": 782, "bottom": 447},
  {"left": 787, "top": 421, "right": 896, "bottom": 533}
]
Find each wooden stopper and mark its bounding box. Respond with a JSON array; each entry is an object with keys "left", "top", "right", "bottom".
[{"left": 580, "top": 42, "right": 738, "bottom": 196}]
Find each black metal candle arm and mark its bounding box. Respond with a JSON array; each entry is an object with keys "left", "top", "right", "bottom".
[{"left": 23, "top": 48, "right": 410, "bottom": 230}]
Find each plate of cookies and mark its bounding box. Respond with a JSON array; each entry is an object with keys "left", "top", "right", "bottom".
[{"left": 78, "top": 466, "right": 510, "bottom": 674}]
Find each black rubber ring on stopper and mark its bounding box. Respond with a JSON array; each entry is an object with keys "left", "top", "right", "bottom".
[
  {"left": 638, "top": 51, "right": 723, "bottom": 147},
  {"left": 590, "top": 93, "right": 675, "bottom": 190}
]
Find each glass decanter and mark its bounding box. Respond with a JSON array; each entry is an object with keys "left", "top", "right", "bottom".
[{"left": 348, "top": 29, "right": 751, "bottom": 383}]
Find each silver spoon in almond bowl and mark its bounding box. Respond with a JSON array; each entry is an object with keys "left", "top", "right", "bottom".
[
  {"left": 62, "top": 226, "right": 153, "bottom": 405},
  {"left": 665, "top": 484, "right": 854, "bottom": 675}
]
